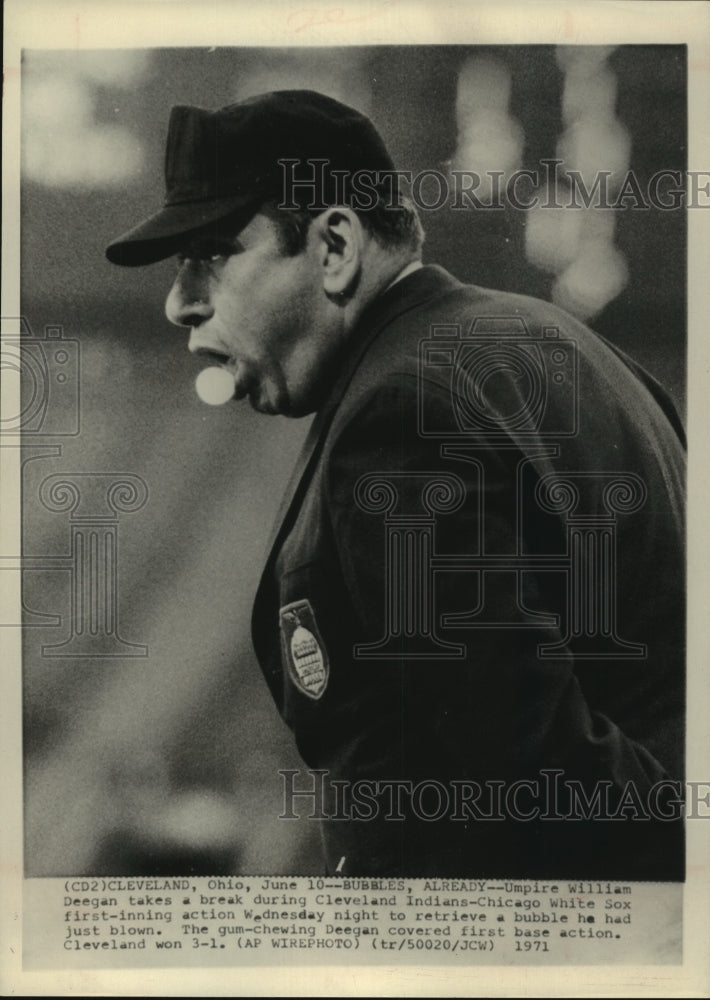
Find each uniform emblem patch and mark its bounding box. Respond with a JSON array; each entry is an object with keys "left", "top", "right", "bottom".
[{"left": 279, "top": 599, "right": 329, "bottom": 700}]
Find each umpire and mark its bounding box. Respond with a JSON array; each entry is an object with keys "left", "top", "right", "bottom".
[{"left": 107, "top": 90, "right": 686, "bottom": 879}]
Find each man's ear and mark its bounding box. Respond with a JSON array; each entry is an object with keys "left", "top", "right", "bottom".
[{"left": 312, "top": 208, "right": 364, "bottom": 298}]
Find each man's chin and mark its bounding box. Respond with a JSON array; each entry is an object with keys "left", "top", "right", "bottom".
[
  {"left": 247, "top": 384, "right": 314, "bottom": 419},
  {"left": 248, "top": 388, "right": 284, "bottom": 417}
]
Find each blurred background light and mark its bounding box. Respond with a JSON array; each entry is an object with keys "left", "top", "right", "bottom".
[
  {"left": 457, "top": 53, "right": 513, "bottom": 112},
  {"left": 22, "top": 51, "right": 150, "bottom": 189},
  {"left": 232, "top": 49, "right": 372, "bottom": 112},
  {"left": 561, "top": 63, "right": 618, "bottom": 124},
  {"left": 525, "top": 45, "right": 629, "bottom": 320},
  {"left": 555, "top": 45, "right": 617, "bottom": 76},
  {"left": 23, "top": 74, "right": 94, "bottom": 130},
  {"left": 24, "top": 123, "right": 144, "bottom": 188},
  {"left": 552, "top": 240, "right": 629, "bottom": 320},
  {"left": 74, "top": 49, "right": 151, "bottom": 87},
  {"left": 557, "top": 117, "right": 631, "bottom": 190},
  {"left": 524, "top": 185, "right": 584, "bottom": 274},
  {"left": 451, "top": 54, "right": 524, "bottom": 202},
  {"left": 525, "top": 193, "right": 619, "bottom": 277}
]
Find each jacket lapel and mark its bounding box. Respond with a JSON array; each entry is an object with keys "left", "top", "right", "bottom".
[
  {"left": 252, "top": 264, "right": 460, "bottom": 656},
  {"left": 251, "top": 265, "right": 459, "bottom": 696},
  {"left": 258, "top": 265, "right": 460, "bottom": 568}
]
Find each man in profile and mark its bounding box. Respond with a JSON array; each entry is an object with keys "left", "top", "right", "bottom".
[{"left": 106, "top": 90, "right": 685, "bottom": 879}]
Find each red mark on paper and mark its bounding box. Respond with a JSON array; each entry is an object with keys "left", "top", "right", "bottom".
[{"left": 287, "top": 0, "right": 398, "bottom": 34}]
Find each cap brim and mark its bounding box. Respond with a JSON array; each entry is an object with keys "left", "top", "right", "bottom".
[{"left": 105, "top": 192, "right": 261, "bottom": 266}]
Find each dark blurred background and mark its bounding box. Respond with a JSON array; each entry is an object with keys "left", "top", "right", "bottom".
[{"left": 18, "top": 45, "right": 686, "bottom": 876}]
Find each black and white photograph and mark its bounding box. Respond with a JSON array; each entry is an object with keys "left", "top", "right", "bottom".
[{"left": 2, "top": 1, "right": 709, "bottom": 995}]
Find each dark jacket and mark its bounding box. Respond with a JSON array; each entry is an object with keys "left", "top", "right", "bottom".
[{"left": 252, "top": 265, "right": 686, "bottom": 879}]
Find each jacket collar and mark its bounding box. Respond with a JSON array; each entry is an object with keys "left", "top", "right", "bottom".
[
  {"left": 314, "top": 264, "right": 460, "bottom": 428},
  {"left": 261, "top": 264, "right": 461, "bottom": 561}
]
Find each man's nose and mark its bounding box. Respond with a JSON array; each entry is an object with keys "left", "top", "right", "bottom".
[{"left": 165, "top": 262, "right": 214, "bottom": 329}]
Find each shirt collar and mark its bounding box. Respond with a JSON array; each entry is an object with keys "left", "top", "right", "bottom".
[{"left": 384, "top": 259, "right": 424, "bottom": 292}]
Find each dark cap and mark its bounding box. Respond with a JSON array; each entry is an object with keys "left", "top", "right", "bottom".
[{"left": 105, "top": 89, "right": 395, "bottom": 266}]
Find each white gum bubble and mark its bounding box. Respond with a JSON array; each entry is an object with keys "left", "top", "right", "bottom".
[{"left": 195, "top": 366, "right": 236, "bottom": 406}]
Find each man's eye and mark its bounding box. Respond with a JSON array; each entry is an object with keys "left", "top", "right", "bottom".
[
  {"left": 203, "top": 238, "right": 243, "bottom": 259},
  {"left": 176, "top": 242, "right": 238, "bottom": 266}
]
